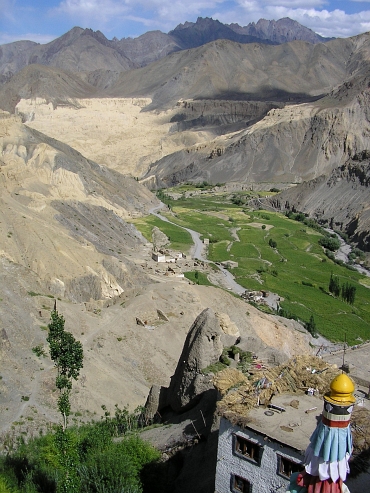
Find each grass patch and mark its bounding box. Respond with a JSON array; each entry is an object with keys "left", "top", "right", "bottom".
[
  {"left": 201, "top": 361, "right": 228, "bottom": 374},
  {"left": 184, "top": 271, "right": 213, "bottom": 286},
  {"left": 131, "top": 215, "right": 193, "bottom": 253},
  {"left": 149, "top": 188, "right": 370, "bottom": 345}
]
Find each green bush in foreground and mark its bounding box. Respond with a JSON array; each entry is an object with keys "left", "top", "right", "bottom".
[{"left": 0, "top": 421, "right": 160, "bottom": 493}]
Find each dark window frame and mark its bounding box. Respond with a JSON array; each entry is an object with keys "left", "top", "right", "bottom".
[
  {"left": 233, "top": 434, "right": 262, "bottom": 465},
  {"left": 230, "top": 473, "right": 252, "bottom": 493},
  {"left": 277, "top": 454, "right": 303, "bottom": 479}
]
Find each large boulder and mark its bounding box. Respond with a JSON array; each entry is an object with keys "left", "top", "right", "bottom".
[
  {"left": 152, "top": 226, "right": 170, "bottom": 251},
  {"left": 167, "top": 308, "right": 223, "bottom": 413},
  {"left": 216, "top": 311, "right": 240, "bottom": 346}
]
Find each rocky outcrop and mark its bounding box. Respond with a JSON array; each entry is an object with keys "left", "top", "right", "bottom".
[
  {"left": 170, "top": 99, "right": 284, "bottom": 135},
  {"left": 166, "top": 308, "right": 223, "bottom": 413},
  {"left": 152, "top": 226, "right": 170, "bottom": 251},
  {"left": 216, "top": 312, "right": 240, "bottom": 346},
  {"left": 230, "top": 17, "right": 334, "bottom": 44},
  {"left": 169, "top": 17, "right": 275, "bottom": 50}
]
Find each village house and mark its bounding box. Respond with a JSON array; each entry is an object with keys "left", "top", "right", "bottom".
[
  {"left": 151, "top": 250, "right": 185, "bottom": 263},
  {"left": 221, "top": 260, "right": 239, "bottom": 269},
  {"left": 214, "top": 356, "right": 370, "bottom": 493},
  {"left": 215, "top": 393, "right": 319, "bottom": 493}
]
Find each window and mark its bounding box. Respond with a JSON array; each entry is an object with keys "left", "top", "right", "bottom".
[
  {"left": 231, "top": 474, "right": 252, "bottom": 493},
  {"left": 234, "top": 435, "right": 261, "bottom": 464},
  {"left": 278, "top": 455, "right": 303, "bottom": 478}
]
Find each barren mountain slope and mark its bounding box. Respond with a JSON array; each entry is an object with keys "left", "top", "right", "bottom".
[
  {"left": 104, "top": 37, "right": 354, "bottom": 109},
  {"left": 0, "top": 28, "right": 134, "bottom": 79},
  {"left": 0, "top": 17, "right": 334, "bottom": 80},
  {"left": 266, "top": 151, "right": 370, "bottom": 251},
  {"left": 0, "top": 265, "right": 314, "bottom": 435},
  {"left": 0, "top": 40, "right": 38, "bottom": 82},
  {"left": 142, "top": 50, "right": 370, "bottom": 187},
  {"left": 15, "top": 97, "right": 285, "bottom": 177},
  {"left": 0, "top": 64, "right": 97, "bottom": 113},
  {"left": 5, "top": 34, "right": 369, "bottom": 187},
  {"left": 0, "top": 111, "right": 158, "bottom": 303},
  {"left": 112, "top": 30, "right": 182, "bottom": 68},
  {"left": 15, "top": 97, "right": 216, "bottom": 177},
  {"left": 28, "top": 28, "right": 135, "bottom": 73},
  {"left": 230, "top": 17, "right": 334, "bottom": 44},
  {"left": 168, "top": 17, "right": 275, "bottom": 49}
]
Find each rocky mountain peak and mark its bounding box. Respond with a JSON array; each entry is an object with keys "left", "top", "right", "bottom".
[{"left": 228, "top": 16, "right": 334, "bottom": 44}]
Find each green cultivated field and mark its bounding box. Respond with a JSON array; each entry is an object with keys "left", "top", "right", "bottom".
[
  {"left": 132, "top": 215, "right": 193, "bottom": 253},
  {"left": 134, "top": 189, "right": 370, "bottom": 345}
]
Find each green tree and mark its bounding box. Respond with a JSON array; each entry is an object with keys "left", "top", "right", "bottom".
[
  {"left": 268, "top": 238, "right": 277, "bottom": 248},
  {"left": 47, "top": 309, "right": 83, "bottom": 493},
  {"left": 341, "top": 282, "right": 356, "bottom": 305},
  {"left": 319, "top": 235, "right": 340, "bottom": 252},
  {"left": 306, "top": 315, "right": 318, "bottom": 337},
  {"left": 47, "top": 309, "right": 83, "bottom": 431},
  {"left": 329, "top": 274, "right": 341, "bottom": 297}
]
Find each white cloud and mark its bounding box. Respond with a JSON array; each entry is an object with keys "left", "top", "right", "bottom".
[
  {"left": 0, "top": 32, "right": 57, "bottom": 44},
  {"left": 270, "top": 7, "right": 370, "bottom": 37},
  {"left": 53, "top": 0, "right": 130, "bottom": 24},
  {"left": 47, "top": 0, "right": 370, "bottom": 39},
  {"left": 211, "top": 0, "right": 370, "bottom": 37},
  {"left": 51, "top": 0, "right": 227, "bottom": 34}
]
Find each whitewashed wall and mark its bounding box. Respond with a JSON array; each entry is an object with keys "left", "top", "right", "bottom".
[{"left": 215, "top": 417, "right": 305, "bottom": 493}]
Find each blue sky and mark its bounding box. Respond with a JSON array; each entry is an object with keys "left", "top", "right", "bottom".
[{"left": 1, "top": 0, "right": 370, "bottom": 45}]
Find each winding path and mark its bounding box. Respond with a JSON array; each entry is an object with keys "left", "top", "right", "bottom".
[{"left": 149, "top": 202, "right": 246, "bottom": 295}]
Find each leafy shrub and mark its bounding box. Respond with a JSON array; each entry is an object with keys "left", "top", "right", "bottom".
[
  {"left": 201, "top": 362, "right": 227, "bottom": 374},
  {"left": 319, "top": 236, "right": 340, "bottom": 251},
  {"left": 277, "top": 307, "right": 298, "bottom": 322},
  {"left": 32, "top": 345, "right": 46, "bottom": 358},
  {"left": 220, "top": 348, "right": 231, "bottom": 366},
  {"left": 306, "top": 315, "right": 318, "bottom": 337},
  {"left": 325, "top": 250, "right": 335, "bottom": 261},
  {"left": 1, "top": 421, "right": 160, "bottom": 493}
]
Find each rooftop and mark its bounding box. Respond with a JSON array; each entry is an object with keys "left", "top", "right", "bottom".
[
  {"left": 215, "top": 355, "right": 370, "bottom": 453},
  {"left": 237, "top": 392, "right": 322, "bottom": 451}
]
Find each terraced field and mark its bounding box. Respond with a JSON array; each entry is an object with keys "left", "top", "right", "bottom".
[{"left": 133, "top": 189, "right": 370, "bottom": 345}]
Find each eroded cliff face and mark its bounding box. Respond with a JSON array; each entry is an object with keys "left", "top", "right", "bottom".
[
  {"left": 0, "top": 111, "right": 158, "bottom": 302},
  {"left": 267, "top": 151, "right": 370, "bottom": 251},
  {"left": 169, "top": 99, "right": 284, "bottom": 133},
  {"left": 143, "top": 80, "right": 370, "bottom": 188}
]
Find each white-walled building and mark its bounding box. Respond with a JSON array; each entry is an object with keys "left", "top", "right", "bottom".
[
  {"left": 215, "top": 393, "right": 319, "bottom": 493},
  {"left": 214, "top": 359, "right": 370, "bottom": 493}
]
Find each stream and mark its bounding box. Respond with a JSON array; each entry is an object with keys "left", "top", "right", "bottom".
[{"left": 326, "top": 229, "right": 370, "bottom": 277}]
